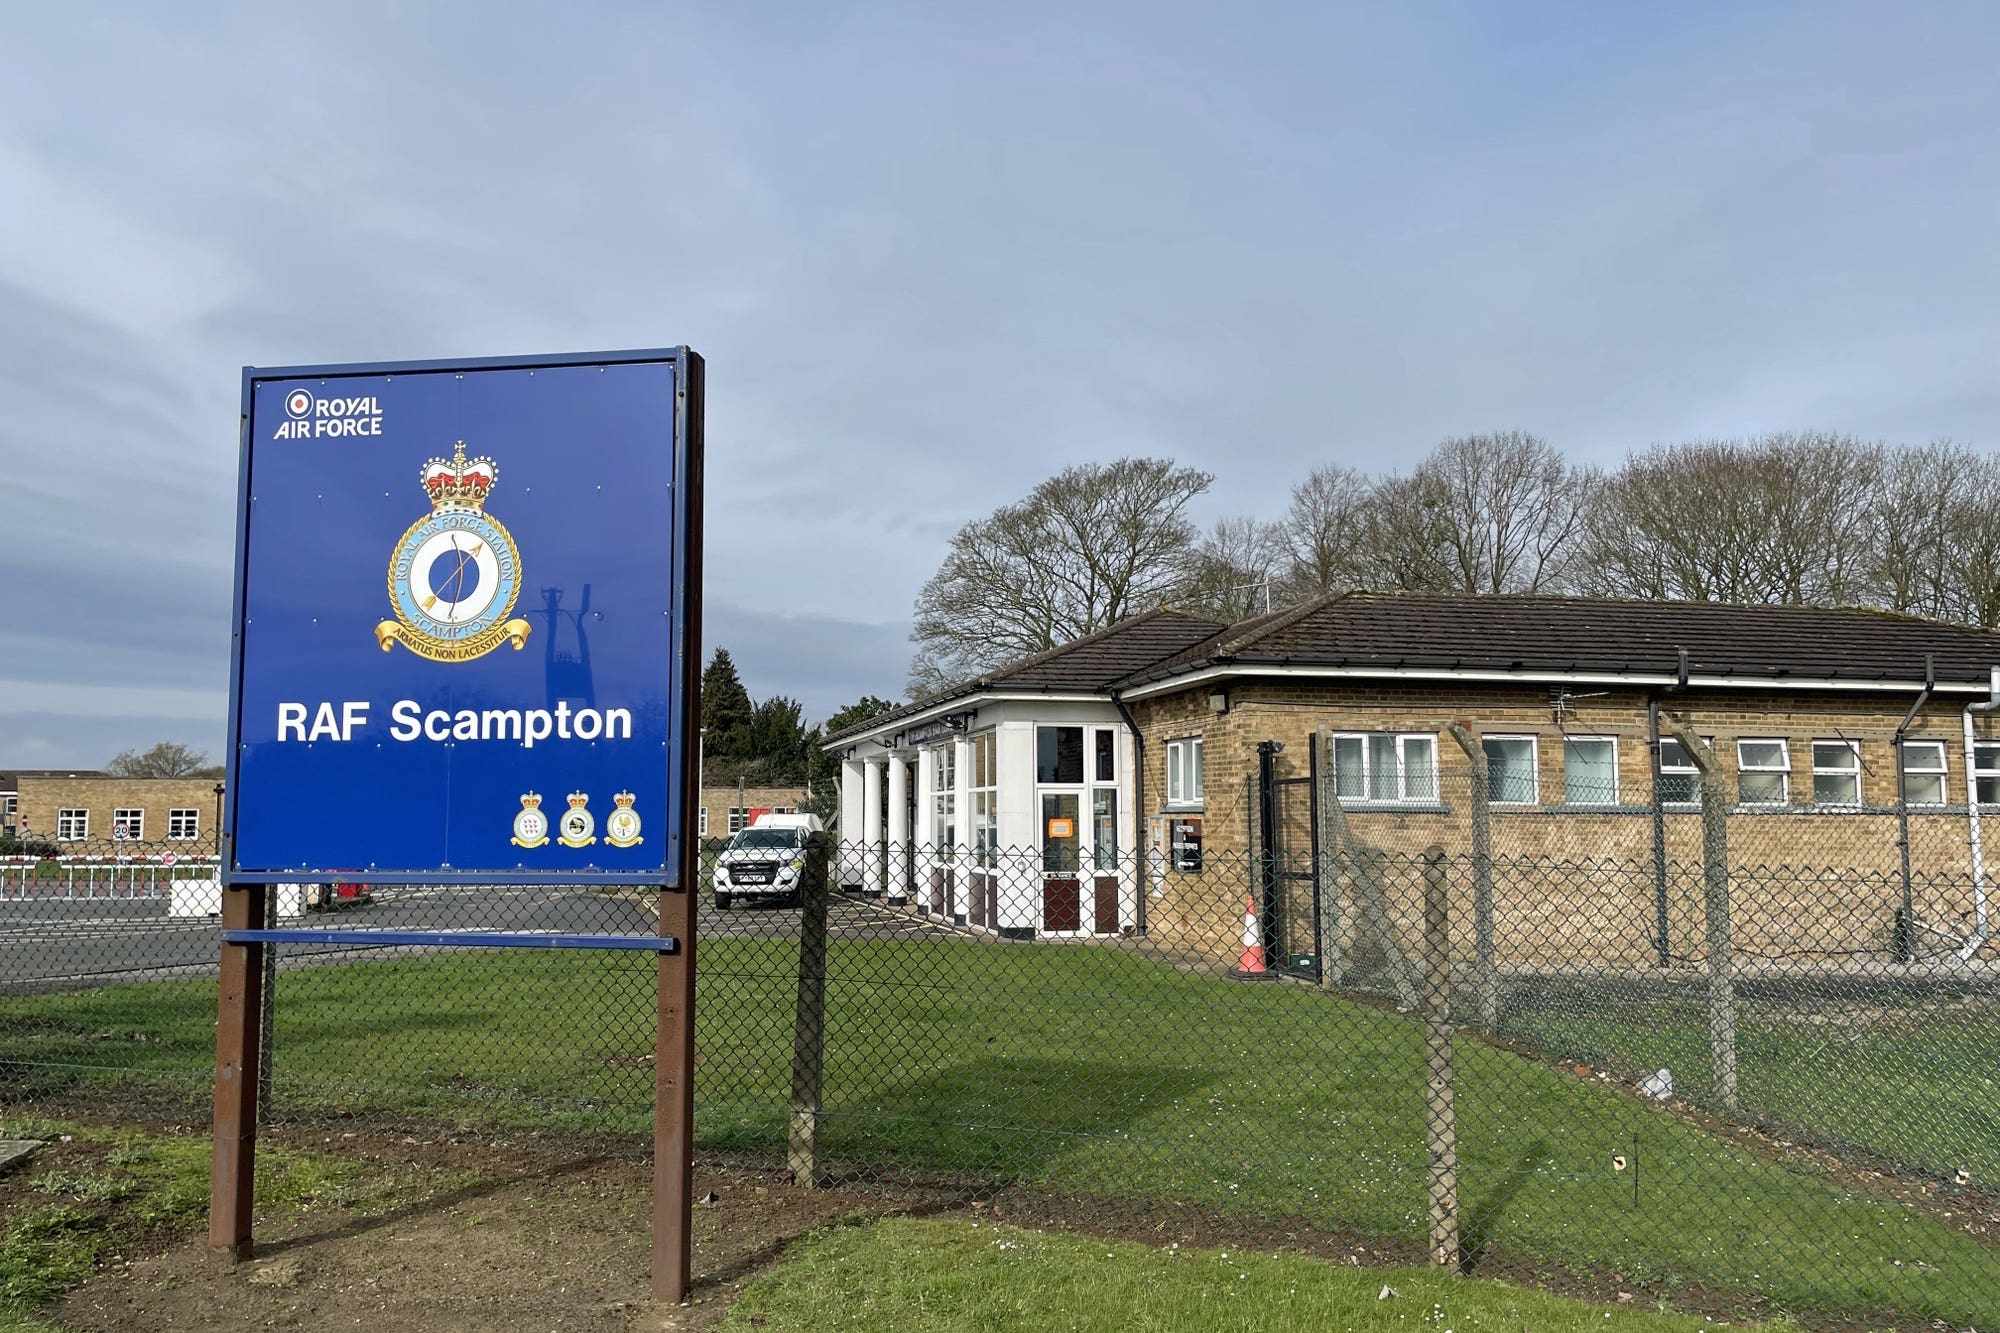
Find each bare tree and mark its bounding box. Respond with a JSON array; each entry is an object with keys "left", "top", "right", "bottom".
[
  {"left": 1940, "top": 451, "right": 2000, "bottom": 628},
  {"left": 1577, "top": 434, "right": 1881, "bottom": 605},
  {"left": 1869, "top": 442, "right": 1965, "bottom": 618},
  {"left": 1179, "top": 515, "right": 1287, "bottom": 620},
  {"left": 907, "top": 458, "right": 1212, "bottom": 695},
  {"left": 106, "top": 741, "right": 216, "bottom": 779},
  {"left": 1275, "top": 464, "right": 1376, "bottom": 600}
]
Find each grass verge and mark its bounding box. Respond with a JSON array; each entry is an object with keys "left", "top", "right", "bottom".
[
  {"left": 4, "top": 937, "right": 1996, "bottom": 1324},
  {"left": 721, "top": 1216, "right": 1799, "bottom": 1333}
]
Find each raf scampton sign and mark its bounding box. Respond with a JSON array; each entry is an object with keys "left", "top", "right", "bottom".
[{"left": 223, "top": 349, "right": 704, "bottom": 884}]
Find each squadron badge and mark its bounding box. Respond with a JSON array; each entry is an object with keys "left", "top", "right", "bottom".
[
  {"left": 375, "top": 441, "right": 532, "bottom": 662},
  {"left": 605, "top": 791, "right": 643, "bottom": 848},
  {"left": 511, "top": 793, "right": 549, "bottom": 848},
  {"left": 557, "top": 791, "right": 597, "bottom": 848}
]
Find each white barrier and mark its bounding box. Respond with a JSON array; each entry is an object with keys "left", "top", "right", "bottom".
[{"left": 168, "top": 880, "right": 307, "bottom": 919}]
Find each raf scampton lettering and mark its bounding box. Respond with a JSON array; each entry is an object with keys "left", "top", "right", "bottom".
[{"left": 275, "top": 699, "right": 634, "bottom": 750}]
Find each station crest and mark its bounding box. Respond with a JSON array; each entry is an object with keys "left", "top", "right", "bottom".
[{"left": 374, "top": 441, "right": 531, "bottom": 663}]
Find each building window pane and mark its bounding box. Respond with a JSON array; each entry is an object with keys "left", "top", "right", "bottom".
[
  {"left": 1900, "top": 740, "right": 1946, "bottom": 806},
  {"left": 1811, "top": 740, "right": 1861, "bottom": 807},
  {"left": 57, "top": 808, "right": 88, "bottom": 841},
  {"left": 1737, "top": 739, "right": 1790, "bottom": 806},
  {"left": 1657, "top": 738, "right": 1702, "bottom": 806},
  {"left": 168, "top": 808, "right": 201, "bottom": 840},
  {"left": 1564, "top": 738, "right": 1617, "bottom": 805},
  {"left": 1977, "top": 743, "right": 2000, "bottom": 807},
  {"left": 1402, "top": 736, "right": 1437, "bottom": 801},
  {"left": 699, "top": 806, "right": 708, "bottom": 836},
  {"left": 1333, "top": 736, "right": 1364, "bottom": 798},
  {"left": 1166, "top": 737, "right": 1203, "bottom": 808},
  {"left": 970, "top": 732, "right": 997, "bottom": 864},
  {"left": 113, "top": 808, "right": 143, "bottom": 841},
  {"left": 1037, "top": 726, "right": 1083, "bottom": 784},
  {"left": 1092, "top": 788, "right": 1118, "bottom": 869},
  {"left": 1482, "top": 737, "right": 1538, "bottom": 805},
  {"left": 1094, "top": 729, "right": 1116, "bottom": 783},
  {"left": 931, "top": 741, "right": 958, "bottom": 850}
]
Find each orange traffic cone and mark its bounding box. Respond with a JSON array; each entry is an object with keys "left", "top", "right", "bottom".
[{"left": 1231, "top": 894, "right": 1269, "bottom": 979}]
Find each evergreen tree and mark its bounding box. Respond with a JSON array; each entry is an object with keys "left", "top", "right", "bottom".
[
  {"left": 748, "top": 696, "right": 811, "bottom": 782},
  {"left": 699, "top": 648, "right": 755, "bottom": 760}
]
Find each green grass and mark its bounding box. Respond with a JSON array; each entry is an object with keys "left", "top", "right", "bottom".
[
  {"left": 1502, "top": 993, "right": 2000, "bottom": 1181},
  {"left": 0, "top": 1120, "right": 356, "bottom": 1327},
  {"left": 4, "top": 939, "right": 1997, "bottom": 1324},
  {"left": 722, "top": 1216, "right": 1796, "bottom": 1332}
]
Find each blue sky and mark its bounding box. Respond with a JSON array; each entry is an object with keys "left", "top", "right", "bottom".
[{"left": 4, "top": 2, "right": 1999, "bottom": 766}]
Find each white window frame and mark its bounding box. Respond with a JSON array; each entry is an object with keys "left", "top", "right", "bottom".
[
  {"left": 1481, "top": 734, "right": 1540, "bottom": 806},
  {"left": 112, "top": 808, "right": 144, "bottom": 841},
  {"left": 969, "top": 730, "right": 998, "bottom": 865},
  {"left": 1, "top": 794, "right": 15, "bottom": 828},
  {"left": 57, "top": 808, "right": 89, "bottom": 841},
  {"left": 1331, "top": 732, "right": 1439, "bottom": 805},
  {"left": 1899, "top": 741, "right": 1948, "bottom": 808},
  {"left": 1809, "top": 740, "right": 1862, "bottom": 809},
  {"left": 1165, "top": 736, "right": 1204, "bottom": 809},
  {"left": 1562, "top": 736, "right": 1619, "bottom": 806},
  {"left": 1655, "top": 736, "right": 1709, "bottom": 808},
  {"left": 1736, "top": 738, "right": 1791, "bottom": 808},
  {"left": 167, "top": 808, "right": 201, "bottom": 840},
  {"left": 1975, "top": 742, "right": 2000, "bottom": 808},
  {"left": 727, "top": 806, "right": 748, "bottom": 835},
  {"left": 699, "top": 806, "right": 709, "bottom": 836}
]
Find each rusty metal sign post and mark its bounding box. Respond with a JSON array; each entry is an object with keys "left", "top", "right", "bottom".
[{"left": 209, "top": 349, "right": 705, "bottom": 1304}]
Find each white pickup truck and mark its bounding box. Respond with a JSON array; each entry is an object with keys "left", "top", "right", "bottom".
[{"left": 711, "top": 812, "right": 824, "bottom": 910}]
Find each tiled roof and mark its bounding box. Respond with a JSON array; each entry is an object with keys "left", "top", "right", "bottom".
[
  {"left": 823, "top": 608, "right": 1227, "bottom": 744},
  {"left": 1118, "top": 591, "right": 2000, "bottom": 688}
]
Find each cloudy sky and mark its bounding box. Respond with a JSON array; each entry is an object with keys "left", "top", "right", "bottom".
[{"left": 4, "top": 2, "right": 1998, "bottom": 767}]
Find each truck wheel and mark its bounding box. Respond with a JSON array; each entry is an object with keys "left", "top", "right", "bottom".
[{"left": 714, "top": 891, "right": 732, "bottom": 911}]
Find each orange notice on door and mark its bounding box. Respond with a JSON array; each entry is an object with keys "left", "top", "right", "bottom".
[{"left": 1047, "top": 817, "right": 1075, "bottom": 839}]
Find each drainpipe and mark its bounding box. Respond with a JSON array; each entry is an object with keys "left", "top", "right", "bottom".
[
  {"left": 1646, "top": 647, "right": 1690, "bottom": 968},
  {"left": 1892, "top": 654, "right": 1935, "bottom": 963},
  {"left": 1112, "top": 692, "right": 1147, "bottom": 938},
  {"left": 1960, "top": 665, "right": 2000, "bottom": 961}
]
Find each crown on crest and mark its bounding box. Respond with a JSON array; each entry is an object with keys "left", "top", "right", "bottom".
[
  {"left": 566, "top": 792, "right": 590, "bottom": 808},
  {"left": 420, "top": 441, "right": 497, "bottom": 510},
  {"left": 519, "top": 793, "right": 542, "bottom": 809},
  {"left": 612, "top": 791, "right": 636, "bottom": 808}
]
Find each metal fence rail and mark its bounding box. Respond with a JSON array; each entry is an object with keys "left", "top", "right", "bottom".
[{"left": 3, "top": 801, "right": 1998, "bottom": 1326}]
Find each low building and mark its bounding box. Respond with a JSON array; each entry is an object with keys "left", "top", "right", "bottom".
[
  {"left": 697, "top": 786, "right": 809, "bottom": 841},
  {"left": 828, "top": 592, "right": 2000, "bottom": 964},
  {"left": 2, "top": 769, "right": 106, "bottom": 840},
  {"left": 9, "top": 774, "right": 222, "bottom": 850}
]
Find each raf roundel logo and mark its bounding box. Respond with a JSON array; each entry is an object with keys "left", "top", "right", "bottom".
[
  {"left": 373, "top": 441, "right": 532, "bottom": 663},
  {"left": 285, "top": 388, "right": 314, "bottom": 419}
]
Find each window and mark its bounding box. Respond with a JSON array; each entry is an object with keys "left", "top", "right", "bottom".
[
  {"left": 1165, "top": 737, "right": 1204, "bottom": 808},
  {"left": 168, "top": 808, "right": 201, "bottom": 840},
  {"left": 1, "top": 794, "right": 15, "bottom": 828},
  {"left": 57, "top": 808, "right": 88, "bottom": 841},
  {"left": 970, "top": 731, "right": 997, "bottom": 864},
  {"left": 1977, "top": 743, "right": 2000, "bottom": 807},
  {"left": 1332, "top": 733, "right": 1438, "bottom": 804},
  {"left": 727, "top": 807, "right": 748, "bottom": 835},
  {"left": 1900, "top": 741, "right": 1947, "bottom": 807},
  {"left": 1811, "top": 740, "right": 1861, "bottom": 807},
  {"left": 1036, "top": 726, "right": 1084, "bottom": 784},
  {"left": 1655, "top": 737, "right": 1707, "bottom": 807},
  {"left": 931, "top": 742, "right": 957, "bottom": 851},
  {"left": 1481, "top": 735, "right": 1539, "bottom": 805},
  {"left": 1737, "top": 739, "right": 1790, "bottom": 806},
  {"left": 699, "top": 806, "right": 709, "bottom": 836},
  {"left": 1094, "top": 729, "right": 1116, "bottom": 783},
  {"left": 1563, "top": 737, "right": 1618, "bottom": 805},
  {"left": 113, "top": 808, "right": 143, "bottom": 841}
]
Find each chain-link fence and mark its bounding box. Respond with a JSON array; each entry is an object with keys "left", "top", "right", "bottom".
[{"left": 4, "top": 763, "right": 1998, "bottom": 1326}]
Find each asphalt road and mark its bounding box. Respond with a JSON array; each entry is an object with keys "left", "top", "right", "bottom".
[{"left": 0, "top": 888, "right": 956, "bottom": 992}]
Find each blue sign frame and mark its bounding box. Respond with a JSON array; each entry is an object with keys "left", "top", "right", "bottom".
[{"left": 223, "top": 348, "right": 704, "bottom": 887}]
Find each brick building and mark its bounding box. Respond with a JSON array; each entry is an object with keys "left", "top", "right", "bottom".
[
  {"left": 828, "top": 592, "right": 2000, "bottom": 963},
  {"left": 697, "top": 785, "right": 809, "bottom": 841},
  {"left": 7, "top": 774, "right": 223, "bottom": 849}
]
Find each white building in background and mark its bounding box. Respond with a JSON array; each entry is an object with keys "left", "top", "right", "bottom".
[{"left": 823, "top": 609, "right": 1225, "bottom": 940}]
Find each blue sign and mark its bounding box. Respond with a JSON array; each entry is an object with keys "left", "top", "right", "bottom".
[{"left": 224, "top": 349, "right": 703, "bottom": 884}]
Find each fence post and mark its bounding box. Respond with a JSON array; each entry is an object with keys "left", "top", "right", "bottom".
[
  {"left": 1661, "top": 715, "right": 1738, "bottom": 1112},
  {"left": 1313, "top": 733, "right": 1342, "bottom": 985},
  {"left": 789, "top": 832, "right": 831, "bottom": 1187},
  {"left": 1421, "top": 846, "right": 1458, "bottom": 1271},
  {"left": 1444, "top": 724, "right": 1497, "bottom": 1030}
]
